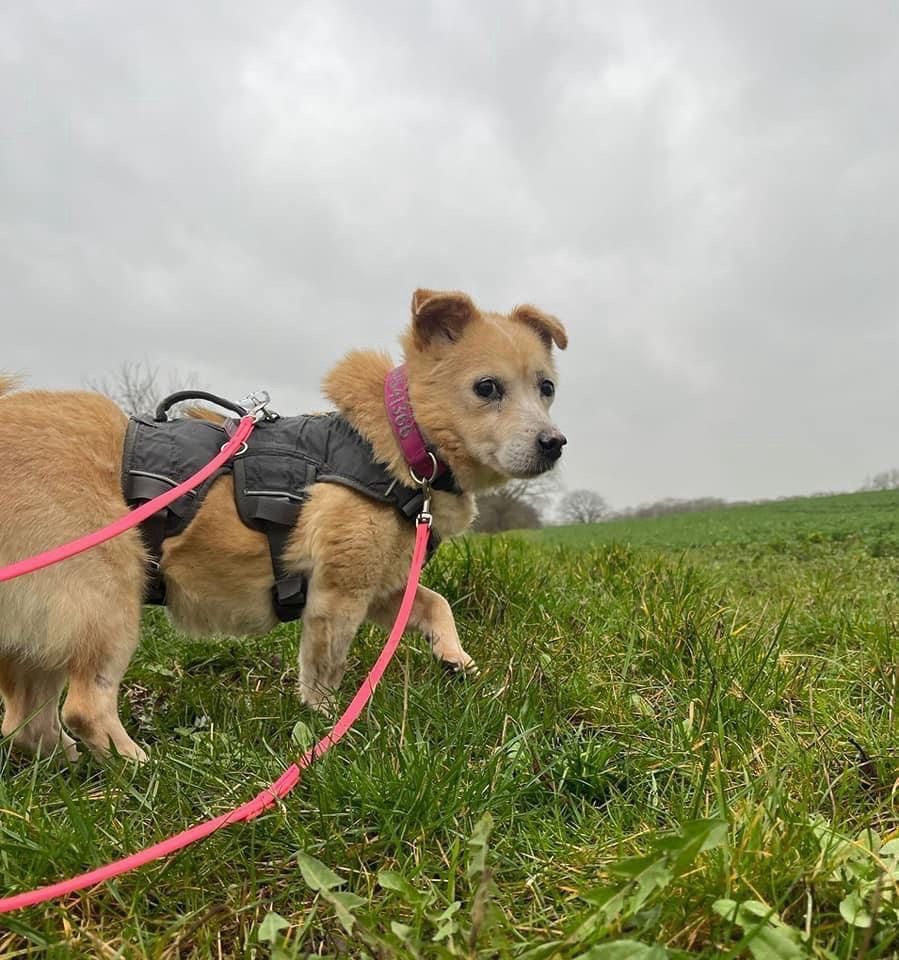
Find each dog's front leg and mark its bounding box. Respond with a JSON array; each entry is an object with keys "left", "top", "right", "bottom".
[
  {"left": 299, "top": 585, "right": 371, "bottom": 713},
  {"left": 368, "top": 585, "right": 477, "bottom": 675}
]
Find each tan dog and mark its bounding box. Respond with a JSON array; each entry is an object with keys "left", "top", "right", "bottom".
[{"left": 0, "top": 289, "right": 567, "bottom": 761}]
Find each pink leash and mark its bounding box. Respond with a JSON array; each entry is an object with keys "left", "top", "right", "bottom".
[
  {"left": 0, "top": 521, "right": 430, "bottom": 913},
  {"left": 0, "top": 415, "right": 257, "bottom": 583},
  {"left": 0, "top": 407, "right": 432, "bottom": 914}
]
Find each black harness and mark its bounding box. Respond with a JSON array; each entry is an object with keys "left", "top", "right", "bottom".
[{"left": 121, "top": 396, "right": 457, "bottom": 621}]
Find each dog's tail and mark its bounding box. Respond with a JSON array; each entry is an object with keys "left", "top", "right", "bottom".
[
  {"left": 0, "top": 373, "right": 23, "bottom": 397},
  {"left": 184, "top": 404, "right": 227, "bottom": 424}
]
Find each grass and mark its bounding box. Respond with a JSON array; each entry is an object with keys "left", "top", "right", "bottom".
[
  {"left": 1, "top": 489, "right": 898, "bottom": 957},
  {"left": 537, "top": 488, "right": 899, "bottom": 554}
]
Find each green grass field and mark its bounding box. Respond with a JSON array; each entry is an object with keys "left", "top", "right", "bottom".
[{"left": 2, "top": 489, "right": 898, "bottom": 957}]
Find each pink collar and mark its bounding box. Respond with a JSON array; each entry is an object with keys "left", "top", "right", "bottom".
[{"left": 384, "top": 365, "right": 449, "bottom": 483}]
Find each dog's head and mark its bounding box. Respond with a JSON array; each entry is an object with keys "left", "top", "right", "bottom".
[{"left": 402, "top": 289, "right": 568, "bottom": 491}]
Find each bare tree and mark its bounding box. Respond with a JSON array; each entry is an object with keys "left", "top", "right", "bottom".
[
  {"left": 473, "top": 490, "right": 542, "bottom": 533},
  {"left": 861, "top": 468, "right": 899, "bottom": 491},
  {"left": 501, "top": 473, "right": 561, "bottom": 514},
  {"left": 472, "top": 473, "right": 561, "bottom": 533},
  {"left": 88, "top": 360, "right": 199, "bottom": 417},
  {"left": 558, "top": 489, "right": 608, "bottom": 524}
]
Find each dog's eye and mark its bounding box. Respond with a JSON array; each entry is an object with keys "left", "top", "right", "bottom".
[
  {"left": 540, "top": 379, "right": 555, "bottom": 399},
  {"left": 474, "top": 378, "right": 502, "bottom": 400}
]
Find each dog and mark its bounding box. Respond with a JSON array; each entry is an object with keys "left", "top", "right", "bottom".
[{"left": 0, "top": 289, "right": 567, "bottom": 761}]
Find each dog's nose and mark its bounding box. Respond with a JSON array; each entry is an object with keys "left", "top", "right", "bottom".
[{"left": 537, "top": 430, "right": 567, "bottom": 461}]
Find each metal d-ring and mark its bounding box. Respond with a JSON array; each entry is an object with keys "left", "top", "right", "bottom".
[
  {"left": 409, "top": 451, "right": 439, "bottom": 487},
  {"left": 222, "top": 440, "right": 248, "bottom": 457}
]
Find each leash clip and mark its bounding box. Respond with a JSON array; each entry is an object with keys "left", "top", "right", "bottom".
[
  {"left": 222, "top": 390, "right": 276, "bottom": 449},
  {"left": 239, "top": 389, "right": 279, "bottom": 423},
  {"left": 409, "top": 454, "right": 435, "bottom": 528},
  {"left": 417, "top": 486, "right": 433, "bottom": 527},
  {"left": 410, "top": 471, "right": 433, "bottom": 527}
]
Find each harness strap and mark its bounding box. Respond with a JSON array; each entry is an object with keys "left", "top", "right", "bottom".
[
  {"left": 264, "top": 526, "right": 308, "bottom": 622},
  {"left": 124, "top": 473, "right": 176, "bottom": 604},
  {"left": 139, "top": 511, "right": 168, "bottom": 605},
  {"left": 239, "top": 496, "right": 308, "bottom": 622}
]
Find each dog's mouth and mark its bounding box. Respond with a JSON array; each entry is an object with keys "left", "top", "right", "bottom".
[
  {"left": 507, "top": 458, "right": 561, "bottom": 479},
  {"left": 492, "top": 450, "right": 564, "bottom": 480}
]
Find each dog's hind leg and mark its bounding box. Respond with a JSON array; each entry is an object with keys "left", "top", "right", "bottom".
[
  {"left": 0, "top": 656, "right": 78, "bottom": 760},
  {"left": 62, "top": 653, "right": 146, "bottom": 762},
  {"left": 61, "top": 604, "right": 146, "bottom": 762}
]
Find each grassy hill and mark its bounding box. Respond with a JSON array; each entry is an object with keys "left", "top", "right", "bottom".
[
  {"left": 2, "top": 490, "right": 898, "bottom": 957},
  {"left": 538, "top": 488, "right": 899, "bottom": 554}
]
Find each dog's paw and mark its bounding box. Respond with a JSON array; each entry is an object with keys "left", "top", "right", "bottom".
[
  {"left": 96, "top": 740, "right": 148, "bottom": 763},
  {"left": 299, "top": 684, "right": 338, "bottom": 717},
  {"left": 440, "top": 657, "right": 480, "bottom": 679}
]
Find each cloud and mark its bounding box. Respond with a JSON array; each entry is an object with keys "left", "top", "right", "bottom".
[{"left": 2, "top": 0, "right": 897, "bottom": 506}]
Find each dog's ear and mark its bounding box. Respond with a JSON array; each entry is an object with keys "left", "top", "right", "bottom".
[
  {"left": 511, "top": 305, "right": 568, "bottom": 351},
  {"left": 411, "top": 289, "right": 476, "bottom": 349}
]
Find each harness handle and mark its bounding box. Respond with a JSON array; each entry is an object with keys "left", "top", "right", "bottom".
[{"left": 154, "top": 390, "right": 249, "bottom": 422}]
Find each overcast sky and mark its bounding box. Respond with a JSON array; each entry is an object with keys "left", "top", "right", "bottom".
[{"left": 2, "top": 2, "right": 897, "bottom": 508}]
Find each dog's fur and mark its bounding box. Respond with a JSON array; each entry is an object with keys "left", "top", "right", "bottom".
[{"left": 0, "top": 289, "right": 567, "bottom": 761}]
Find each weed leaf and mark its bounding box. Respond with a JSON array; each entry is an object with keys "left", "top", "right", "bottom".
[
  {"left": 296, "top": 851, "right": 344, "bottom": 891},
  {"left": 713, "top": 899, "right": 809, "bottom": 959},
  {"left": 257, "top": 911, "right": 290, "bottom": 944},
  {"left": 378, "top": 869, "right": 433, "bottom": 908},
  {"left": 468, "top": 812, "right": 495, "bottom": 878},
  {"left": 322, "top": 889, "right": 366, "bottom": 934},
  {"left": 838, "top": 890, "right": 873, "bottom": 928},
  {"left": 573, "top": 941, "right": 668, "bottom": 959}
]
